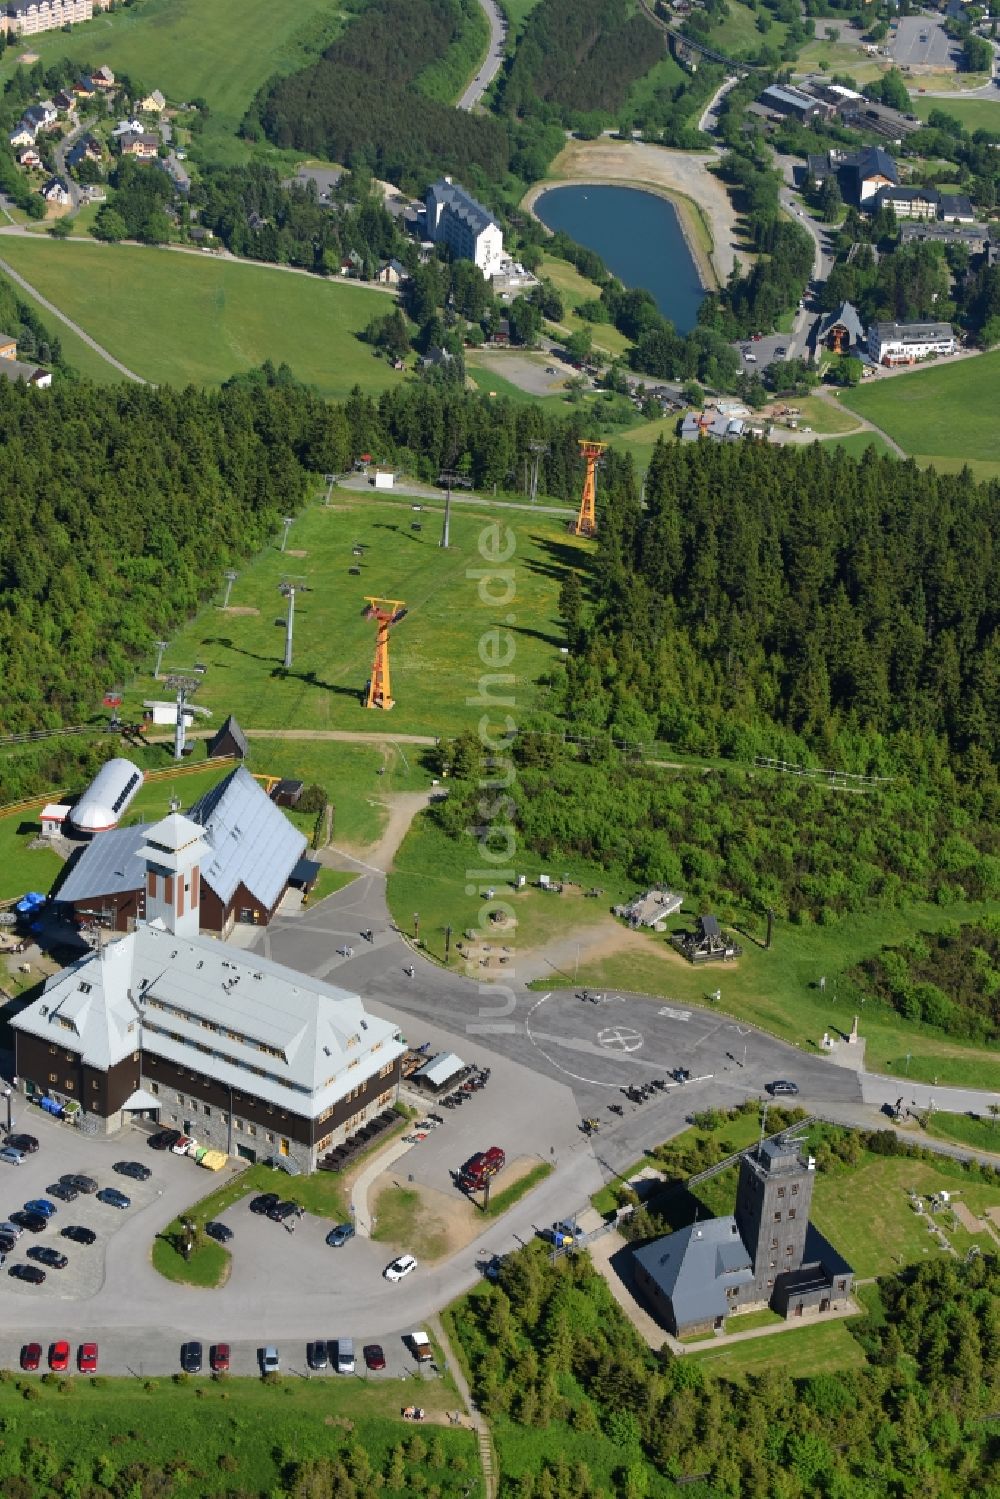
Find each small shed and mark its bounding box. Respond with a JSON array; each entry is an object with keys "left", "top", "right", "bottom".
[
  {"left": 40, "top": 803, "right": 71, "bottom": 838},
  {"left": 270, "top": 778, "right": 304, "bottom": 808},
  {"left": 373, "top": 468, "right": 395, "bottom": 490},
  {"left": 207, "top": 714, "right": 248, "bottom": 760},
  {"left": 413, "top": 1051, "right": 466, "bottom": 1093},
  {"left": 289, "top": 855, "right": 321, "bottom": 893}
]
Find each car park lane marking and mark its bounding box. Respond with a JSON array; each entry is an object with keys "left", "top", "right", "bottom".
[{"left": 657, "top": 1006, "right": 692, "bottom": 1022}]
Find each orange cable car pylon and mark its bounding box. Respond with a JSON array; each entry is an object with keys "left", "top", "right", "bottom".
[
  {"left": 571, "top": 439, "right": 607, "bottom": 538},
  {"left": 363, "top": 597, "right": 407, "bottom": 710}
]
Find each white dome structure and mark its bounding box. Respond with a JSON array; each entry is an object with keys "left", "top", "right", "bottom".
[{"left": 69, "top": 758, "right": 144, "bottom": 834}]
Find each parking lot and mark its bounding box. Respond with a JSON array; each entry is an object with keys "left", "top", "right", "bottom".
[{"left": 890, "top": 17, "right": 959, "bottom": 70}]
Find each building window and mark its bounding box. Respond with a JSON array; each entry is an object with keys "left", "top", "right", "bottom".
[
  {"left": 786, "top": 1245, "right": 794, "bottom": 1257},
  {"left": 788, "top": 1208, "right": 796, "bottom": 1220},
  {"left": 769, "top": 1260, "right": 776, "bottom": 1270},
  {"left": 203, "top": 1106, "right": 211, "bottom": 1118},
  {"left": 767, "top": 1278, "right": 774, "bottom": 1288},
  {"left": 49, "top": 1045, "right": 57, "bottom": 1055},
  {"left": 150, "top": 1083, "right": 159, "bottom": 1095},
  {"left": 64, "top": 1080, "right": 74, "bottom": 1091},
  {"left": 773, "top": 1212, "right": 781, "bottom": 1223},
  {"left": 234, "top": 1119, "right": 243, "bottom": 1133},
  {"left": 280, "top": 1138, "right": 290, "bottom": 1156},
  {"left": 777, "top": 1187, "right": 785, "bottom": 1198},
  {"left": 248, "top": 1124, "right": 257, "bottom": 1137},
  {"left": 177, "top": 1094, "right": 184, "bottom": 1105},
  {"left": 92, "top": 1080, "right": 99, "bottom": 1090},
  {"left": 791, "top": 1184, "right": 799, "bottom": 1195},
  {"left": 48, "top": 1073, "right": 57, "bottom": 1083},
  {"left": 838, "top": 1279, "right": 847, "bottom": 1292}
]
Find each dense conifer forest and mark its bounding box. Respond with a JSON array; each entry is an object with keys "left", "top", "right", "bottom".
[
  {"left": 246, "top": 0, "right": 510, "bottom": 188},
  {"left": 495, "top": 0, "right": 663, "bottom": 122},
  {"left": 453, "top": 1242, "right": 1000, "bottom": 1497}
]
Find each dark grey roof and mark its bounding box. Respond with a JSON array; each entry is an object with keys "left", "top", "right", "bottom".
[
  {"left": 855, "top": 146, "right": 898, "bottom": 185},
  {"left": 760, "top": 84, "right": 819, "bottom": 113},
  {"left": 187, "top": 766, "right": 306, "bottom": 909},
  {"left": 871, "top": 320, "right": 954, "bottom": 343},
  {"left": 634, "top": 1217, "right": 753, "bottom": 1327},
  {"left": 53, "top": 823, "right": 148, "bottom": 904},
  {"left": 427, "top": 178, "right": 498, "bottom": 237},
  {"left": 699, "top": 914, "right": 720, "bottom": 939},
  {"left": 0, "top": 357, "right": 48, "bottom": 385},
  {"left": 207, "top": 713, "right": 248, "bottom": 758},
  {"left": 939, "top": 193, "right": 974, "bottom": 218},
  {"left": 816, "top": 300, "right": 865, "bottom": 345},
  {"left": 876, "top": 185, "right": 938, "bottom": 205},
  {"left": 290, "top": 855, "right": 321, "bottom": 887}
]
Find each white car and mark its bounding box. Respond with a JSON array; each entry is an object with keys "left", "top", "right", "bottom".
[
  {"left": 384, "top": 1253, "right": 418, "bottom": 1282},
  {"left": 261, "top": 1346, "right": 280, "bottom": 1374}
]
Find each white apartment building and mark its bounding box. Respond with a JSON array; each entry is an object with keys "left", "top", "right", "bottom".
[{"left": 425, "top": 177, "right": 503, "bottom": 279}]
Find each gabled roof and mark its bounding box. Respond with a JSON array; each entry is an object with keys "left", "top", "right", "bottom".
[
  {"left": 816, "top": 300, "right": 865, "bottom": 346},
  {"left": 427, "top": 178, "right": 498, "bottom": 237},
  {"left": 207, "top": 714, "right": 248, "bottom": 758},
  {"left": 634, "top": 1216, "right": 754, "bottom": 1327},
  {"left": 876, "top": 185, "right": 938, "bottom": 205},
  {"left": 187, "top": 766, "right": 306, "bottom": 910},
  {"left": 53, "top": 822, "right": 147, "bottom": 904},
  {"left": 854, "top": 146, "right": 897, "bottom": 184}
]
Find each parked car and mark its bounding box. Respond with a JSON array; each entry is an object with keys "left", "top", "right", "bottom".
[
  {"left": 48, "top": 1340, "right": 70, "bottom": 1371},
  {"left": 333, "top": 1338, "right": 355, "bottom": 1374},
  {"left": 27, "top": 1246, "right": 67, "bottom": 1269},
  {"left": 148, "top": 1129, "right": 181, "bottom": 1151},
  {"left": 0, "top": 1221, "right": 24, "bottom": 1240},
  {"left": 249, "top": 1193, "right": 280, "bottom": 1216},
  {"left": 97, "top": 1188, "right": 130, "bottom": 1209},
  {"left": 25, "top": 1199, "right": 56, "bottom": 1219},
  {"left": 307, "top": 1340, "right": 329, "bottom": 1371},
  {"left": 11, "top": 1210, "right": 48, "bottom": 1233},
  {"left": 171, "top": 1136, "right": 194, "bottom": 1156},
  {"left": 540, "top": 1220, "right": 580, "bottom": 1248},
  {"left": 114, "top": 1161, "right": 152, "bottom": 1182},
  {"left": 78, "top": 1342, "right": 99, "bottom": 1373},
  {"left": 260, "top": 1346, "right": 280, "bottom": 1375},
  {"left": 267, "top": 1200, "right": 299, "bottom": 1223},
  {"left": 0, "top": 1146, "right": 25, "bottom": 1166},
  {"left": 61, "top": 1225, "right": 96, "bottom": 1245},
  {"left": 7, "top": 1134, "right": 38, "bottom": 1154},
  {"left": 10, "top": 1263, "right": 45, "bottom": 1284},
  {"left": 384, "top": 1254, "right": 418, "bottom": 1282},
  {"left": 20, "top": 1342, "right": 41, "bottom": 1371},
  {"left": 325, "top": 1222, "right": 355, "bottom": 1248},
  {"left": 210, "top": 1343, "right": 230, "bottom": 1373},
  {"left": 181, "top": 1342, "right": 203, "bottom": 1374},
  {"left": 0, "top": 1233, "right": 17, "bottom": 1255},
  {"left": 61, "top": 1174, "right": 97, "bottom": 1194},
  {"left": 364, "top": 1343, "right": 387, "bottom": 1371},
  {"left": 484, "top": 1254, "right": 506, "bottom": 1282},
  {"left": 205, "top": 1221, "right": 233, "bottom": 1244},
  {"left": 766, "top": 1080, "right": 799, "bottom": 1097},
  {"left": 47, "top": 1182, "right": 79, "bottom": 1203}
]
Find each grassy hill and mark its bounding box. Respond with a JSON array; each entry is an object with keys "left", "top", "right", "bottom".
[
  {"left": 0, "top": 239, "right": 404, "bottom": 396},
  {"left": 121, "top": 489, "right": 583, "bottom": 740},
  {"left": 0, "top": 0, "right": 349, "bottom": 164},
  {"left": 841, "top": 351, "right": 1000, "bottom": 478}
]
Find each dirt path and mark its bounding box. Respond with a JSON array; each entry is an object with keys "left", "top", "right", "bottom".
[
  {"left": 0, "top": 253, "right": 146, "bottom": 382},
  {"left": 515, "top": 912, "right": 639, "bottom": 984},
  {"left": 523, "top": 139, "right": 743, "bottom": 287},
  {"left": 366, "top": 789, "right": 435, "bottom": 873}
]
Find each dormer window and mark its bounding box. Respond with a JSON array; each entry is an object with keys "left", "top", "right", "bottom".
[{"left": 79, "top": 982, "right": 92, "bottom": 994}]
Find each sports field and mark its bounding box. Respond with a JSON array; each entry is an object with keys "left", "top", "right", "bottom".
[
  {"left": 124, "top": 491, "right": 588, "bottom": 740},
  {"left": 0, "top": 0, "right": 348, "bottom": 163},
  {"left": 0, "top": 239, "right": 403, "bottom": 396},
  {"left": 841, "top": 351, "right": 1000, "bottom": 474}
]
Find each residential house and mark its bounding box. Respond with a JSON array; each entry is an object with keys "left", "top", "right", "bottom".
[
  {"left": 72, "top": 75, "right": 97, "bottom": 99},
  {"left": 66, "top": 134, "right": 102, "bottom": 171},
  {"left": 425, "top": 176, "right": 503, "bottom": 278},
  {"left": 13, "top": 813, "right": 405, "bottom": 1168},
  {"left": 53, "top": 89, "right": 74, "bottom": 111},
  {"left": 815, "top": 300, "right": 866, "bottom": 356},
  {"left": 9, "top": 123, "right": 35, "bottom": 149},
  {"left": 139, "top": 89, "right": 166, "bottom": 113},
  {"left": 92, "top": 64, "right": 115, "bottom": 89},
  {"left": 246, "top": 209, "right": 266, "bottom": 231},
  {"left": 16, "top": 145, "right": 41, "bottom": 168},
  {"left": 23, "top": 100, "right": 57, "bottom": 132},
  {"left": 4, "top": 0, "right": 92, "bottom": 36},
  {"left": 900, "top": 221, "right": 990, "bottom": 254},
  {"left": 41, "top": 174, "right": 71, "bottom": 206},
  {"left": 868, "top": 320, "right": 956, "bottom": 365},
  {"left": 112, "top": 118, "right": 143, "bottom": 138},
  {"left": 421, "top": 345, "right": 455, "bottom": 371},
  {"left": 874, "top": 184, "right": 939, "bottom": 220},
  {"left": 633, "top": 1133, "right": 854, "bottom": 1337},
  {"left": 376, "top": 258, "right": 407, "bottom": 285},
  {"left": 0, "top": 334, "right": 52, "bottom": 387},
  {"left": 120, "top": 131, "right": 159, "bottom": 160},
  {"left": 810, "top": 147, "right": 898, "bottom": 205}
]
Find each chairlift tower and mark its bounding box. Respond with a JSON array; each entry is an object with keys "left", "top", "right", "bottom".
[
  {"left": 363, "top": 597, "right": 407, "bottom": 710},
  {"left": 164, "top": 671, "right": 211, "bottom": 761},
  {"left": 221, "top": 571, "right": 238, "bottom": 608},
  {"left": 280, "top": 516, "right": 294, "bottom": 553},
  {"left": 527, "top": 441, "right": 549, "bottom": 505},
  {"left": 571, "top": 439, "right": 607, "bottom": 538},
  {"left": 437, "top": 470, "right": 472, "bottom": 548},
  {"left": 153, "top": 641, "right": 169, "bottom": 680},
  {"left": 278, "top": 579, "right": 309, "bottom": 670}
]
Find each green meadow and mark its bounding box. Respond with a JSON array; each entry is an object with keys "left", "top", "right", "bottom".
[{"left": 841, "top": 351, "right": 1000, "bottom": 477}]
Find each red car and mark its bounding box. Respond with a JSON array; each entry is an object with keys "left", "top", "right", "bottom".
[
  {"left": 19, "top": 1342, "right": 41, "bottom": 1371},
  {"left": 210, "top": 1343, "right": 230, "bottom": 1373},
  {"left": 363, "top": 1343, "right": 386, "bottom": 1371},
  {"left": 48, "top": 1340, "right": 70, "bottom": 1372},
  {"left": 77, "top": 1342, "right": 98, "bottom": 1374}
]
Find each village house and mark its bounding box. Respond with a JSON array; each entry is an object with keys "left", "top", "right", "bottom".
[
  {"left": 16, "top": 145, "right": 41, "bottom": 168},
  {"left": 875, "top": 184, "right": 940, "bottom": 220},
  {"left": 66, "top": 134, "right": 102, "bottom": 170},
  {"left": 41, "top": 174, "right": 71, "bottom": 206},
  {"left": 53, "top": 90, "right": 74, "bottom": 111},
  {"left": 92, "top": 63, "right": 115, "bottom": 88},
  {"left": 0, "top": 330, "right": 53, "bottom": 388},
  {"left": 120, "top": 131, "right": 160, "bottom": 161},
  {"left": 23, "top": 100, "right": 57, "bottom": 132},
  {"left": 376, "top": 258, "right": 408, "bottom": 285},
  {"left": 815, "top": 300, "right": 866, "bottom": 357},
  {"left": 139, "top": 89, "right": 166, "bottom": 113}
]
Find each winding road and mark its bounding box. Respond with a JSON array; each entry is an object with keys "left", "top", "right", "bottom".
[{"left": 458, "top": 0, "right": 507, "bottom": 112}]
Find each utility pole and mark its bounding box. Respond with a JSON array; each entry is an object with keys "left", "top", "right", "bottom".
[
  {"left": 324, "top": 473, "right": 335, "bottom": 507},
  {"left": 153, "top": 641, "right": 169, "bottom": 680},
  {"left": 527, "top": 441, "right": 549, "bottom": 504},
  {"left": 444, "top": 924, "right": 452, "bottom": 962},
  {"left": 280, "top": 515, "right": 294, "bottom": 553},
  {"left": 437, "top": 470, "right": 471, "bottom": 548},
  {"left": 221, "top": 571, "right": 238, "bottom": 609}
]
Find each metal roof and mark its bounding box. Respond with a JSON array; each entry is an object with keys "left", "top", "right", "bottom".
[
  {"left": 70, "top": 757, "right": 144, "bottom": 833},
  {"left": 14, "top": 923, "right": 404, "bottom": 1118},
  {"left": 414, "top": 1051, "right": 465, "bottom": 1088},
  {"left": 188, "top": 767, "right": 306, "bottom": 909},
  {"left": 634, "top": 1217, "right": 754, "bottom": 1328},
  {"left": 53, "top": 823, "right": 148, "bottom": 903},
  {"left": 817, "top": 300, "right": 865, "bottom": 346}
]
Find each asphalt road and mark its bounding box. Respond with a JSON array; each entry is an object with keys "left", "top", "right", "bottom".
[{"left": 458, "top": 0, "right": 507, "bottom": 112}]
